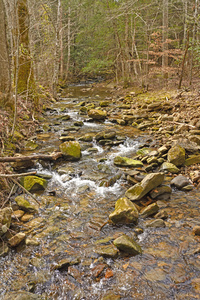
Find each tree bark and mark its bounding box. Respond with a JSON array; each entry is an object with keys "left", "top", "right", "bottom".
[{"left": 0, "top": 152, "right": 63, "bottom": 162}]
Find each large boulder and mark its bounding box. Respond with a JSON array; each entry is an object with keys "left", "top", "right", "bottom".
[
  {"left": 113, "top": 234, "right": 142, "bottom": 255},
  {"left": 125, "top": 173, "right": 164, "bottom": 201},
  {"left": 20, "top": 176, "right": 47, "bottom": 192},
  {"left": 88, "top": 109, "right": 107, "bottom": 120},
  {"left": 114, "top": 156, "right": 143, "bottom": 168},
  {"left": 59, "top": 141, "right": 81, "bottom": 161},
  {"left": 167, "top": 145, "right": 185, "bottom": 166},
  {"left": 109, "top": 197, "right": 139, "bottom": 224}
]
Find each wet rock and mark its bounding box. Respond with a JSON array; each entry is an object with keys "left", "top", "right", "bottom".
[
  {"left": 26, "top": 238, "right": 40, "bottom": 246},
  {"left": 59, "top": 140, "right": 81, "bottom": 161},
  {"left": 59, "top": 135, "right": 75, "bottom": 141},
  {"left": 109, "top": 197, "right": 139, "bottom": 224},
  {"left": 158, "top": 145, "right": 168, "bottom": 155},
  {"left": 100, "top": 101, "right": 109, "bottom": 107},
  {"left": 95, "top": 244, "right": 119, "bottom": 258},
  {"left": 8, "top": 232, "right": 26, "bottom": 247},
  {"left": 145, "top": 218, "right": 166, "bottom": 228},
  {"left": 3, "top": 291, "right": 42, "bottom": 300},
  {"left": 0, "top": 243, "right": 9, "bottom": 257},
  {"left": 125, "top": 173, "right": 164, "bottom": 201},
  {"left": 171, "top": 175, "right": 191, "bottom": 189},
  {"left": 185, "top": 154, "right": 200, "bottom": 166},
  {"left": 154, "top": 210, "right": 168, "bottom": 220},
  {"left": 167, "top": 145, "right": 185, "bottom": 166},
  {"left": 15, "top": 196, "right": 38, "bottom": 213},
  {"left": 88, "top": 109, "right": 107, "bottom": 120},
  {"left": 91, "top": 263, "right": 107, "bottom": 278},
  {"left": 192, "top": 226, "right": 200, "bottom": 236},
  {"left": 189, "top": 135, "right": 200, "bottom": 145},
  {"left": 101, "top": 293, "right": 121, "bottom": 300},
  {"left": 79, "top": 133, "right": 94, "bottom": 142},
  {"left": 113, "top": 234, "right": 142, "bottom": 255},
  {"left": 11, "top": 209, "right": 25, "bottom": 220},
  {"left": 0, "top": 207, "right": 12, "bottom": 236},
  {"left": 24, "top": 140, "right": 39, "bottom": 151},
  {"left": 73, "top": 121, "right": 84, "bottom": 126},
  {"left": 21, "top": 213, "right": 34, "bottom": 222},
  {"left": 160, "top": 162, "right": 180, "bottom": 174},
  {"left": 57, "top": 114, "right": 70, "bottom": 121},
  {"left": 53, "top": 257, "right": 80, "bottom": 270},
  {"left": 20, "top": 176, "right": 47, "bottom": 192},
  {"left": 137, "top": 147, "right": 151, "bottom": 157},
  {"left": 140, "top": 203, "right": 159, "bottom": 218},
  {"left": 114, "top": 156, "right": 143, "bottom": 168},
  {"left": 150, "top": 185, "right": 172, "bottom": 199},
  {"left": 182, "top": 185, "right": 194, "bottom": 191}
]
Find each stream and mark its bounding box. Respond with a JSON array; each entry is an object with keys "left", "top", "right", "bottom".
[{"left": 1, "top": 85, "right": 200, "bottom": 300}]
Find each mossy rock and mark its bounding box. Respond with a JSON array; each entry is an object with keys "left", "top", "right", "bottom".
[
  {"left": 185, "top": 154, "right": 200, "bottom": 166},
  {"left": 114, "top": 156, "right": 143, "bottom": 168},
  {"left": 15, "top": 196, "right": 38, "bottom": 213},
  {"left": 113, "top": 234, "right": 142, "bottom": 255},
  {"left": 88, "top": 109, "right": 107, "bottom": 120},
  {"left": 137, "top": 147, "right": 151, "bottom": 157},
  {"left": 167, "top": 145, "right": 185, "bottom": 166},
  {"left": 109, "top": 197, "right": 139, "bottom": 224},
  {"left": 59, "top": 141, "right": 81, "bottom": 161},
  {"left": 24, "top": 140, "right": 39, "bottom": 151},
  {"left": 161, "top": 162, "right": 180, "bottom": 174},
  {"left": 20, "top": 176, "right": 47, "bottom": 192}
]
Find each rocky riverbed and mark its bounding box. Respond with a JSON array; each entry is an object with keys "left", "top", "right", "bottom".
[{"left": 0, "top": 84, "right": 200, "bottom": 299}]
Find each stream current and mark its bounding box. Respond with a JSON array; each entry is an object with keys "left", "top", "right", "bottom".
[{"left": 0, "top": 85, "right": 200, "bottom": 299}]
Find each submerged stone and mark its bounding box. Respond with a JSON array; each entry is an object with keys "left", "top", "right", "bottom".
[
  {"left": 20, "top": 176, "right": 47, "bottom": 192},
  {"left": 145, "top": 218, "right": 166, "bottom": 228},
  {"left": 125, "top": 173, "right": 164, "bottom": 201},
  {"left": 113, "top": 234, "right": 142, "bottom": 255},
  {"left": 95, "top": 244, "right": 119, "bottom": 258},
  {"left": 109, "top": 197, "right": 138, "bottom": 224},
  {"left": 167, "top": 145, "right": 185, "bottom": 166},
  {"left": 114, "top": 156, "right": 143, "bottom": 168},
  {"left": 59, "top": 140, "right": 81, "bottom": 161},
  {"left": 15, "top": 196, "right": 38, "bottom": 213}
]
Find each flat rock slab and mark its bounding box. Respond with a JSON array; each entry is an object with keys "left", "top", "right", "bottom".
[
  {"left": 125, "top": 173, "right": 164, "bottom": 201},
  {"left": 113, "top": 234, "right": 142, "bottom": 255}
]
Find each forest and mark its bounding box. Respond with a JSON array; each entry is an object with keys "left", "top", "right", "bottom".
[{"left": 0, "top": 1, "right": 200, "bottom": 299}]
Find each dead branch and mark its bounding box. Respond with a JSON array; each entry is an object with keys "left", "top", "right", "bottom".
[
  {"left": 0, "top": 152, "right": 63, "bottom": 163},
  {"left": 166, "top": 121, "right": 196, "bottom": 128},
  {"left": 0, "top": 171, "right": 37, "bottom": 177},
  {"left": 11, "top": 178, "right": 41, "bottom": 206}
]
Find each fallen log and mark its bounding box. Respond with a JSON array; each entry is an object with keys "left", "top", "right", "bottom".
[
  {"left": 0, "top": 152, "right": 63, "bottom": 163},
  {"left": 0, "top": 171, "right": 37, "bottom": 177}
]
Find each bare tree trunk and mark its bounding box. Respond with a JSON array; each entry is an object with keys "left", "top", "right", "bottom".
[
  {"left": 0, "top": 0, "right": 11, "bottom": 107},
  {"left": 178, "top": 30, "right": 189, "bottom": 89},
  {"left": 52, "top": 0, "right": 61, "bottom": 98},
  {"left": 66, "top": 3, "right": 71, "bottom": 81},
  {"left": 162, "top": 0, "right": 168, "bottom": 70},
  {"left": 189, "top": 0, "right": 198, "bottom": 85}
]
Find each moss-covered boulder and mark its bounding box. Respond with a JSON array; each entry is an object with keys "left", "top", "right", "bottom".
[
  {"left": 113, "top": 234, "right": 142, "bottom": 255},
  {"left": 109, "top": 197, "right": 139, "bottom": 224},
  {"left": 88, "top": 109, "right": 107, "bottom": 120},
  {"left": 125, "top": 173, "right": 164, "bottom": 201},
  {"left": 0, "top": 207, "right": 12, "bottom": 236},
  {"left": 20, "top": 176, "right": 47, "bottom": 192},
  {"left": 15, "top": 196, "right": 38, "bottom": 213},
  {"left": 160, "top": 162, "right": 180, "bottom": 174},
  {"left": 59, "top": 141, "right": 81, "bottom": 161},
  {"left": 114, "top": 156, "right": 143, "bottom": 168},
  {"left": 167, "top": 145, "right": 185, "bottom": 166}
]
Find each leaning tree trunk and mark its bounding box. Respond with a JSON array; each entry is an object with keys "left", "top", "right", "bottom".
[{"left": 0, "top": 0, "right": 11, "bottom": 107}]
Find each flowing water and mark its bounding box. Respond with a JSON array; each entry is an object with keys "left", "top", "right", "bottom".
[{"left": 0, "top": 85, "right": 200, "bottom": 300}]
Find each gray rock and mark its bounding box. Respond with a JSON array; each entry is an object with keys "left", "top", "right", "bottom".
[
  {"left": 171, "top": 175, "right": 191, "bottom": 189},
  {"left": 145, "top": 219, "right": 166, "bottom": 228},
  {"left": 125, "top": 173, "right": 164, "bottom": 201},
  {"left": 150, "top": 185, "right": 172, "bottom": 199}
]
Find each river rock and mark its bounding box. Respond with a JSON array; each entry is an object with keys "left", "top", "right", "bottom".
[
  {"left": 79, "top": 133, "right": 94, "bottom": 142},
  {"left": 185, "top": 154, "right": 200, "bottom": 166},
  {"left": 15, "top": 196, "right": 38, "bottom": 213},
  {"left": 150, "top": 185, "right": 172, "bottom": 199},
  {"left": 145, "top": 218, "right": 166, "bottom": 228},
  {"left": 109, "top": 197, "right": 139, "bottom": 224},
  {"left": 171, "top": 175, "right": 191, "bottom": 189},
  {"left": 113, "top": 234, "right": 142, "bottom": 255},
  {"left": 59, "top": 140, "right": 81, "bottom": 161},
  {"left": 100, "top": 101, "right": 109, "bottom": 107},
  {"left": 160, "top": 162, "right": 180, "bottom": 174},
  {"left": 20, "top": 176, "right": 47, "bottom": 192},
  {"left": 140, "top": 203, "right": 159, "bottom": 218},
  {"left": 189, "top": 135, "right": 200, "bottom": 146},
  {"left": 192, "top": 226, "right": 200, "bottom": 236},
  {"left": 0, "top": 207, "right": 12, "bottom": 236},
  {"left": 154, "top": 210, "right": 168, "bottom": 220},
  {"left": 114, "top": 156, "right": 143, "bottom": 168},
  {"left": 167, "top": 145, "right": 185, "bottom": 166},
  {"left": 8, "top": 232, "right": 26, "bottom": 247},
  {"left": 3, "top": 291, "right": 41, "bottom": 300},
  {"left": 95, "top": 244, "right": 119, "bottom": 258},
  {"left": 125, "top": 173, "right": 164, "bottom": 201},
  {"left": 88, "top": 109, "right": 107, "bottom": 120}
]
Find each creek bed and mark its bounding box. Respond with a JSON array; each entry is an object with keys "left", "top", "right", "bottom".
[{"left": 0, "top": 85, "right": 200, "bottom": 300}]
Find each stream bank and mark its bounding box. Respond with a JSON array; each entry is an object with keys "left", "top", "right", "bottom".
[{"left": 0, "top": 84, "right": 200, "bottom": 300}]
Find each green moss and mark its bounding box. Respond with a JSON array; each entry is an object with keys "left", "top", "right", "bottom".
[
  {"left": 21, "top": 176, "right": 47, "bottom": 192},
  {"left": 59, "top": 141, "right": 81, "bottom": 161}
]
